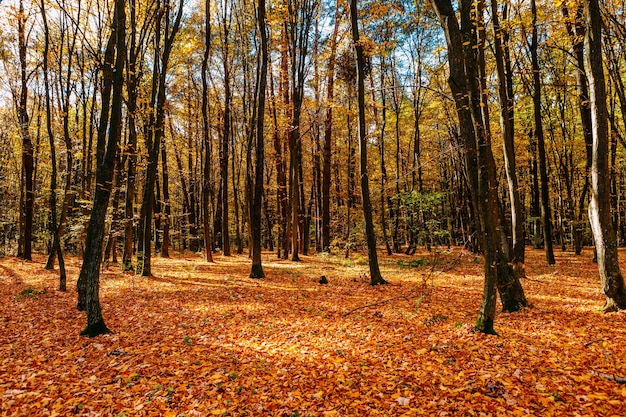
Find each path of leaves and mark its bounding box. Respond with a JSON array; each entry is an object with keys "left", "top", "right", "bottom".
[{"left": 1, "top": 248, "right": 626, "bottom": 416}]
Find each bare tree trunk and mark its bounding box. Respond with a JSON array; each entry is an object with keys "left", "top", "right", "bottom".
[
  {"left": 562, "top": 3, "right": 593, "bottom": 256},
  {"left": 350, "top": 0, "right": 387, "bottom": 286},
  {"left": 77, "top": 0, "right": 125, "bottom": 337},
  {"left": 250, "top": 0, "right": 268, "bottom": 277},
  {"left": 220, "top": 8, "right": 232, "bottom": 257},
  {"left": 492, "top": 0, "right": 525, "bottom": 270},
  {"left": 585, "top": 0, "right": 626, "bottom": 311},
  {"left": 16, "top": 0, "right": 34, "bottom": 261},
  {"left": 322, "top": 3, "right": 340, "bottom": 253},
  {"left": 531, "top": 0, "right": 556, "bottom": 265},
  {"left": 40, "top": 0, "right": 67, "bottom": 290},
  {"left": 202, "top": 0, "right": 214, "bottom": 263}
]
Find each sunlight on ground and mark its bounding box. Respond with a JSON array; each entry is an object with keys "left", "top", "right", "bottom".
[{"left": 1, "top": 248, "right": 625, "bottom": 416}]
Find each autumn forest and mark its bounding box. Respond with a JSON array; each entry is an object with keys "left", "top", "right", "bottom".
[{"left": 1, "top": 0, "right": 626, "bottom": 415}]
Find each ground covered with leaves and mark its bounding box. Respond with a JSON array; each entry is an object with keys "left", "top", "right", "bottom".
[{"left": 1, "top": 247, "right": 626, "bottom": 416}]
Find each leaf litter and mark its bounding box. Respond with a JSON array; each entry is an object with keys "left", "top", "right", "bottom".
[{"left": 1, "top": 248, "right": 625, "bottom": 416}]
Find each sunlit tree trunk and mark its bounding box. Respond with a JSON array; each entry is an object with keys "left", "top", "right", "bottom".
[
  {"left": 562, "top": 3, "right": 593, "bottom": 256},
  {"left": 160, "top": 131, "right": 171, "bottom": 258},
  {"left": 491, "top": 0, "right": 525, "bottom": 270},
  {"left": 321, "top": 2, "right": 340, "bottom": 253},
  {"left": 585, "top": 0, "right": 626, "bottom": 311}
]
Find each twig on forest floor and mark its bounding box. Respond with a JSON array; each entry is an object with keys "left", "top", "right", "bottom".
[
  {"left": 584, "top": 338, "right": 626, "bottom": 384},
  {"left": 343, "top": 250, "right": 458, "bottom": 317},
  {"left": 590, "top": 371, "right": 626, "bottom": 384},
  {"left": 342, "top": 290, "right": 422, "bottom": 317},
  {"left": 584, "top": 338, "right": 605, "bottom": 348}
]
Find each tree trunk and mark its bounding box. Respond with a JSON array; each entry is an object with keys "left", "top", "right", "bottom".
[
  {"left": 491, "top": 0, "right": 525, "bottom": 270},
  {"left": 77, "top": 0, "right": 125, "bottom": 337},
  {"left": 40, "top": 0, "right": 67, "bottom": 290},
  {"left": 562, "top": 3, "right": 593, "bottom": 256},
  {"left": 17, "top": 0, "right": 34, "bottom": 261},
  {"left": 201, "top": 0, "right": 214, "bottom": 263},
  {"left": 531, "top": 0, "right": 556, "bottom": 265},
  {"left": 322, "top": 3, "right": 340, "bottom": 253},
  {"left": 250, "top": 0, "right": 268, "bottom": 278},
  {"left": 585, "top": 0, "right": 626, "bottom": 311},
  {"left": 430, "top": 0, "right": 526, "bottom": 334},
  {"left": 220, "top": 12, "right": 232, "bottom": 257},
  {"left": 350, "top": 0, "right": 387, "bottom": 286},
  {"left": 139, "top": 0, "right": 184, "bottom": 275}
]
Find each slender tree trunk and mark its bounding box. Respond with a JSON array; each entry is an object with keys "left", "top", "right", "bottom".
[
  {"left": 250, "top": 0, "right": 268, "bottom": 278},
  {"left": 40, "top": 0, "right": 67, "bottom": 289},
  {"left": 77, "top": 0, "right": 125, "bottom": 337},
  {"left": 322, "top": 3, "right": 340, "bottom": 253},
  {"left": 160, "top": 132, "right": 171, "bottom": 258},
  {"left": 531, "top": 0, "right": 556, "bottom": 265},
  {"left": 16, "top": 0, "right": 34, "bottom": 261},
  {"left": 221, "top": 12, "right": 232, "bottom": 257},
  {"left": 492, "top": 0, "right": 525, "bottom": 270},
  {"left": 562, "top": 3, "right": 593, "bottom": 255},
  {"left": 372, "top": 66, "right": 392, "bottom": 256},
  {"left": 585, "top": 0, "right": 626, "bottom": 311},
  {"left": 202, "top": 0, "right": 214, "bottom": 262},
  {"left": 350, "top": 0, "right": 387, "bottom": 286},
  {"left": 270, "top": 68, "right": 289, "bottom": 259},
  {"left": 139, "top": 0, "right": 184, "bottom": 275}
]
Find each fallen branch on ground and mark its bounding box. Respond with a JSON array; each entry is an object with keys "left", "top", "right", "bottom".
[{"left": 591, "top": 371, "right": 626, "bottom": 384}]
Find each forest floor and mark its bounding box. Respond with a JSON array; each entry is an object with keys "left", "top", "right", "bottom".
[{"left": 1, "top": 247, "right": 626, "bottom": 416}]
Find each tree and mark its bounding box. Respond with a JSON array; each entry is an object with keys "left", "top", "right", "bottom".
[
  {"left": 584, "top": 0, "right": 626, "bottom": 311},
  {"left": 491, "top": 0, "right": 525, "bottom": 271},
  {"left": 350, "top": 0, "right": 387, "bottom": 286},
  {"left": 40, "top": 0, "right": 67, "bottom": 290},
  {"left": 77, "top": 0, "right": 126, "bottom": 336},
  {"left": 249, "top": 0, "right": 268, "bottom": 279},
  {"left": 530, "top": 0, "right": 555, "bottom": 265},
  {"left": 139, "top": 0, "right": 184, "bottom": 276},
  {"left": 321, "top": 2, "right": 341, "bottom": 254},
  {"left": 202, "top": 0, "right": 214, "bottom": 263},
  {"left": 15, "top": 0, "right": 34, "bottom": 261},
  {"left": 285, "top": 0, "right": 318, "bottom": 261},
  {"left": 429, "top": 0, "right": 526, "bottom": 334}
]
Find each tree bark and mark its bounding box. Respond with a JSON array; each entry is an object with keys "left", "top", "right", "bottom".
[
  {"left": 350, "top": 0, "right": 387, "bottom": 286},
  {"left": 429, "top": 0, "right": 526, "bottom": 334},
  {"left": 531, "top": 0, "right": 556, "bottom": 265},
  {"left": 40, "top": 0, "right": 67, "bottom": 290},
  {"left": 77, "top": 0, "right": 126, "bottom": 337},
  {"left": 585, "top": 0, "right": 626, "bottom": 311},
  {"left": 16, "top": 0, "right": 34, "bottom": 261},
  {"left": 250, "top": 0, "right": 268, "bottom": 278},
  {"left": 321, "top": 2, "right": 340, "bottom": 253},
  {"left": 491, "top": 0, "right": 525, "bottom": 269},
  {"left": 201, "top": 0, "right": 214, "bottom": 263}
]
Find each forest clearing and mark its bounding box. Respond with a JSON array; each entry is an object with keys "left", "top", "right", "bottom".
[{"left": 1, "top": 248, "right": 625, "bottom": 416}]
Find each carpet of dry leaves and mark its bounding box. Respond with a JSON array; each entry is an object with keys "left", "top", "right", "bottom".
[{"left": 1, "top": 247, "right": 626, "bottom": 416}]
